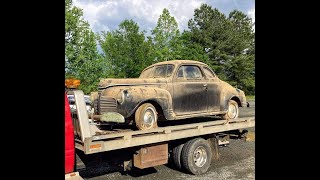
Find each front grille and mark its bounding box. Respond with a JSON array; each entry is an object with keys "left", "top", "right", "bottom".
[{"left": 99, "top": 96, "right": 117, "bottom": 114}]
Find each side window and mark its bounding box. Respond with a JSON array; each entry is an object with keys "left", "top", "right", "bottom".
[
  {"left": 203, "top": 66, "right": 216, "bottom": 79},
  {"left": 177, "top": 67, "right": 184, "bottom": 77},
  {"left": 176, "top": 65, "right": 203, "bottom": 79}
]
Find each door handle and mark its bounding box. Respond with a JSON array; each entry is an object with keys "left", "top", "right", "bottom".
[{"left": 203, "top": 84, "right": 208, "bottom": 90}]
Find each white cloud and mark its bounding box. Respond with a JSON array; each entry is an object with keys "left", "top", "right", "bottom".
[
  {"left": 248, "top": 8, "right": 255, "bottom": 23},
  {"left": 73, "top": 0, "right": 255, "bottom": 33},
  {"left": 247, "top": 8, "right": 255, "bottom": 31},
  {"left": 73, "top": 0, "right": 115, "bottom": 32},
  {"left": 73, "top": 0, "right": 205, "bottom": 33}
]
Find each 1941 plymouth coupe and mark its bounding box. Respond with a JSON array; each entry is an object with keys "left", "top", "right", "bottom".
[{"left": 93, "top": 60, "right": 247, "bottom": 130}]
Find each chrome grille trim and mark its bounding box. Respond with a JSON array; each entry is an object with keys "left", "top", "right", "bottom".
[{"left": 99, "top": 96, "right": 117, "bottom": 113}]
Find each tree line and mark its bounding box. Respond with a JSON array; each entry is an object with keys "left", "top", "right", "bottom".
[{"left": 65, "top": 0, "right": 255, "bottom": 95}]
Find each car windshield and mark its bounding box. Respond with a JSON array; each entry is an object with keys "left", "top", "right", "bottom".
[{"left": 139, "top": 64, "right": 174, "bottom": 78}]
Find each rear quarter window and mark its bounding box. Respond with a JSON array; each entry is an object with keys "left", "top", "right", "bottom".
[{"left": 203, "top": 66, "right": 216, "bottom": 79}]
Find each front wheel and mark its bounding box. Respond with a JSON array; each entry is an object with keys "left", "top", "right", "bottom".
[
  {"left": 221, "top": 100, "right": 239, "bottom": 121},
  {"left": 135, "top": 103, "right": 158, "bottom": 130}
]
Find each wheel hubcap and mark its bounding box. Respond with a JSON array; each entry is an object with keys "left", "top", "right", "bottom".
[
  {"left": 143, "top": 107, "right": 155, "bottom": 128},
  {"left": 228, "top": 103, "right": 238, "bottom": 119},
  {"left": 193, "top": 146, "right": 207, "bottom": 167}
]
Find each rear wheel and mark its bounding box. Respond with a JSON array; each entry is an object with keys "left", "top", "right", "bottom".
[
  {"left": 181, "top": 138, "right": 212, "bottom": 175},
  {"left": 135, "top": 103, "right": 158, "bottom": 130},
  {"left": 172, "top": 143, "right": 184, "bottom": 169},
  {"left": 221, "top": 100, "right": 239, "bottom": 121}
]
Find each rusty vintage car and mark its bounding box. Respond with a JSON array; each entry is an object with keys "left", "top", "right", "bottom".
[{"left": 93, "top": 60, "right": 247, "bottom": 130}]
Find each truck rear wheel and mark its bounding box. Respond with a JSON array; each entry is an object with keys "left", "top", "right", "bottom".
[
  {"left": 135, "top": 103, "right": 158, "bottom": 130},
  {"left": 181, "top": 138, "right": 212, "bottom": 175},
  {"left": 172, "top": 143, "right": 184, "bottom": 169}
]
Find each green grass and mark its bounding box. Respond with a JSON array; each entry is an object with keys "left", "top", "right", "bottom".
[{"left": 246, "top": 95, "right": 255, "bottom": 100}]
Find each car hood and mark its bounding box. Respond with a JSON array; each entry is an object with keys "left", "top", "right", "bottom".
[{"left": 98, "top": 78, "right": 167, "bottom": 88}]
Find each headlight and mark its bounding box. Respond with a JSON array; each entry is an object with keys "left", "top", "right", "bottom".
[
  {"left": 117, "top": 89, "right": 129, "bottom": 104},
  {"left": 123, "top": 90, "right": 129, "bottom": 98}
]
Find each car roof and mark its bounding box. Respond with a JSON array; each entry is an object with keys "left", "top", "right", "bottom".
[{"left": 143, "top": 60, "right": 207, "bottom": 70}]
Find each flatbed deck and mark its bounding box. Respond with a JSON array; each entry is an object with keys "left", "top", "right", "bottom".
[{"left": 71, "top": 90, "right": 255, "bottom": 154}]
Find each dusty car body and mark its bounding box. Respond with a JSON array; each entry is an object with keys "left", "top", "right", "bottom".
[{"left": 93, "top": 60, "right": 247, "bottom": 129}]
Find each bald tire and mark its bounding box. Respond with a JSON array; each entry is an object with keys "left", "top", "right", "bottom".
[
  {"left": 135, "top": 103, "right": 158, "bottom": 130},
  {"left": 221, "top": 100, "right": 239, "bottom": 122}
]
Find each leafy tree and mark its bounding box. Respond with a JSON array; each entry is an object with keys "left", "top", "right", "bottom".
[
  {"left": 188, "top": 4, "right": 231, "bottom": 78},
  {"left": 98, "top": 19, "right": 155, "bottom": 78},
  {"left": 187, "top": 4, "right": 255, "bottom": 94},
  {"left": 225, "top": 10, "right": 255, "bottom": 93},
  {"left": 179, "top": 31, "right": 209, "bottom": 63},
  {"left": 152, "top": 8, "right": 182, "bottom": 61},
  {"left": 65, "top": 0, "right": 106, "bottom": 94}
]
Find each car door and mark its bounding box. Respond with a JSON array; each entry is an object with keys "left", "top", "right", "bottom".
[
  {"left": 202, "top": 66, "right": 221, "bottom": 112},
  {"left": 172, "top": 65, "right": 208, "bottom": 115}
]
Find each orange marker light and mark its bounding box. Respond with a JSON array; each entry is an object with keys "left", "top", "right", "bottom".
[{"left": 65, "top": 79, "right": 80, "bottom": 89}]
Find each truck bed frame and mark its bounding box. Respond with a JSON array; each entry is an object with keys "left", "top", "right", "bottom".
[{"left": 71, "top": 90, "right": 255, "bottom": 155}]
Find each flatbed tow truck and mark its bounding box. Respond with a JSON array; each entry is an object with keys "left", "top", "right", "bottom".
[{"left": 65, "top": 90, "right": 255, "bottom": 179}]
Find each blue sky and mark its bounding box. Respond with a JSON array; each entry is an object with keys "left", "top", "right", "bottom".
[{"left": 73, "top": 0, "right": 255, "bottom": 34}]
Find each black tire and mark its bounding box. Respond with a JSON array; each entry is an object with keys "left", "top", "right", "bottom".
[
  {"left": 181, "top": 138, "right": 212, "bottom": 175},
  {"left": 135, "top": 103, "right": 158, "bottom": 130},
  {"left": 172, "top": 143, "right": 184, "bottom": 170},
  {"left": 221, "top": 100, "right": 239, "bottom": 121}
]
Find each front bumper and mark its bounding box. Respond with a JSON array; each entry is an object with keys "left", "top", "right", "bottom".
[{"left": 92, "top": 112, "right": 125, "bottom": 123}]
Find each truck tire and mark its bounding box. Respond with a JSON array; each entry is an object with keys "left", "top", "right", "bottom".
[
  {"left": 172, "top": 143, "right": 184, "bottom": 170},
  {"left": 135, "top": 103, "right": 158, "bottom": 130},
  {"left": 221, "top": 100, "right": 239, "bottom": 121},
  {"left": 181, "top": 138, "right": 212, "bottom": 175}
]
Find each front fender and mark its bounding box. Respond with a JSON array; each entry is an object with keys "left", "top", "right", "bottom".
[
  {"left": 101, "top": 86, "right": 173, "bottom": 119},
  {"left": 126, "top": 87, "right": 174, "bottom": 119}
]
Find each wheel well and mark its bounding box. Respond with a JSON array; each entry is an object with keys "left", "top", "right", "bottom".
[
  {"left": 142, "top": 100, "right": 165, "bottom": 121},
  {"left": 231, "top": 96, "right": 242, "bottom": 107}
]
